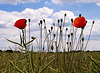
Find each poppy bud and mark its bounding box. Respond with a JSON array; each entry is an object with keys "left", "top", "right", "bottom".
[
  {"left": 43, "top": 19, "right": 45, "bottom": 23},
  {"left": 48, "top": 29, "right": 50, "bottom": 33},
  {"left": 68, "top": 34, "right": 70, "bottom": 37},
  {"left": 51, "top": 26, "right": 53, "bottom": 30},
  {"left": 43, "top": 47, "right": 44, "bottom": 51},
  {"left": 79, "top": 14, "right": 81, "bottom": 17},
  {"left": 86, "top": 21, "right": 87, "bottom": 23},
  {"left": 53, "top": 23, "right": 55, "bottom": 26},
  {"left": 58, "top": 19, "right": 60, "bottom": 24},
  {"left": 66, "top": 28, "right": 68, "bottom": 31},
  {"left": 31, "top": 37, "right": 35, "bottom": 40},
  {"left": 28, "top": 19, "right": 31, "bottom": 22},
  {"left": 61, "top": 19, "right": 63, "bottom": 23},
  {"left": 60, "top": 30, "right": 62, "bottom": 33},
  {"left": 71, "top": 33, "right": 73, "bottom": 36},
  {"left": 53, "top": 34, "right": 56, "bottom": 37},
  {"left": 82, "top": 38, "right": 84, "bottom": 41},
  {"left": 59, "top": 26, "right": 62, "bottom": 29},
  {"left": 64, "top": 13, "right": 67, "bottom": 17},
  {"left": 67, "top": 42, "right": 68, "bottom": 45},
  {"left": 70, "top": 42, "right": 71, "bottom": 45},
  {"left": 51, "top": 45, "right": 54, "bottom": 50},
  {"left": 71, "top": 19, "right": 73, "bottom": 23},
  {"left": 92, "top": 21, "right": 95, "bottom": 24},
  {"left": 40, "top": 20, "right": 42, "bottom": 24},
  {"left": 25, "top": 20, "right": 27, "bottom": 24}
]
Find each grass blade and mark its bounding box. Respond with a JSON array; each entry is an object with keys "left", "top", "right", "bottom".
[
  {"left": 39, "top": 58, "right": 55, "bottom": 73},
  {"left": 88, "top": 56, "right": 100, "bottom": 68},
  {"left": 6, "top": 38, "right": 23, "bottom": 47},
  {"left": 9, "top": 60, "right": 24, "bottom": 73}
]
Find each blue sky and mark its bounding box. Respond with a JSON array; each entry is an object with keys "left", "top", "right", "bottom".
[{"left": 0, "top": 0, "right": 100, "bottom": 51}]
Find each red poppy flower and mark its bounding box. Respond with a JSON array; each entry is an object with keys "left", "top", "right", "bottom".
[
  {"left": 14, "top": 19, "right": 27, "bottom": 29},
  {"left": 73, "top": 17, "right": 86, "bottom": 28}
]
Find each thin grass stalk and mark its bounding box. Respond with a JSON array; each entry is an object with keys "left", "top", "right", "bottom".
[
  {"left": 63, "top": 49, "right": 66, "bottom": 72},
  {"left": 84, "top": 21, "right": 95, "bottom": 50},
  {"left": 79, "top": 28, "right": 84, "bottom": 73},
  {"left": 29, "top": 46, "right": 34, "bottom": 72}
]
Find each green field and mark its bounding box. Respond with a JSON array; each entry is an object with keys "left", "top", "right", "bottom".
[{"left": 0, "top": 51, "right": 100, "bottom": 73}]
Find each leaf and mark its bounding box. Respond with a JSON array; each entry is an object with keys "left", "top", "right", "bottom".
[
  {"left": 9, "top": 60, "right": 24, "bottom": 73},
  {"left": 48, "top": 66, "right": 58, "bottom": 72},
  {"left": 88, "top": 56, "right": 100, "bottom": 68},
  {"left": 94, "top": 52, "right": 100, "bottom": 60},
  {"left": 20, "top": 33, "right": 22, "bottom": 45},
  {"left": 39, "top": 58, "right": 55, "bottom": 73},
  {"left": 25, "top": 38, "right": 36, "bottom": 45},
  {"left": 29, "top": 46, "right": 34, "bottom": 72},
  {"left": 6, "top": 38, "right": 23, "bottom": 47}
]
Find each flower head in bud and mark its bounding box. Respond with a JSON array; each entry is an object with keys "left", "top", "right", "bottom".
[
  {"left": 64, "top": 13, "right": 67, "bottom": 17},
  {"left": 53, "top": 23, "right": 55, "bottom": 26},
  {"left": 82, "top": 38, "right": 84, "bottom": 41},
  {"left": 71, "top": 33, "right": 73, "bottom": 36},
  {"left": 70, "top": 42, "right": 71, "bottom": 45},
  {"left": 51, "top": 45, "right": 54, "bottom": 51},
  {"left": 40, "top": 20, "right": 42, "bottom": 24},
  {"left": 53, "top": 34, "right": 56, "bottom": 37},
  {"left": 51, "top": 26, "right": 53, "bottom": 30},
  {"left": 68, "top": 34, "right": 70, "bottom": 37},
  {"left": 31, "top": 36, "right": 36, "bottom": 40},
  {"left": 86, "top": 21, "right": 87, "bottom": 23},
  {"left": 61, "top": 19, "right": 63, "bottom": 23},
  {"left": 58, "top": 19, "right": 60, "bottom": 24},
  {"left": 43, "top": 47, "right": 44, "bottom": 51},
  {"left": 79, "top": 14, "right": 81, "bottom": 17},
  {"left": 48, "top": 29, "right": 50, "bottom": 33},
  {"left": 59, "top": 26, "right": 62, "bottom": 29},
  {"left": 92, "top": 21, "right": 95, "bottom": 24},
  {"left": 60, "top": 30, "right": 62, "bottom": 33},
  {"left": 38, "top": 23, "right": 40, "bottom": 26},
  {"left": 43, "top": 19, "right": 45, "bottom": 23},
  {"left": 67, "top": 42, "right": 68, "bottom": 45},
  {"left": 66, "top": 28, "right": 68, "bottom": 31},
  {"left": 28, "top": 19, "right": 31, "bottom": 22},
  {"left": 71, "top": 19, "right": 73, "bottom": 23}
]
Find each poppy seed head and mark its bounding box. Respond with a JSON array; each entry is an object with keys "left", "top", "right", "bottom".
[
  {"left": 92, "top": 21, "right": 95, "bottom": 24},
  {"left": 68, "top": 34, "right": 70, "bottom": 37},
  {"left": 51, "top": 26, "right": 53, "bottom": 30},
  {"left": 79, "top": 14, "right": 81, "bottom": 17},
  {"left": 66, "top": 28, "right": 68, "bottom": 31},
  {"left": 25, "top": 20, "right": 27, "bottom": 24},
  {"left": 40, "top": 20, "right": 42, "bottom": 24},
  {"left": 28, "top": 19, "right": 31, "bottom": 22},
  {"left": 71, "top": 19, "right": 73, "bottom": 23},
  {"left": 61, "top": 19, "right": 63, "bottom": 23},
  {"left": 64, "top": 13, "right": 67, "bottom": 17},
  {"left": 58, "top": 19, "right": 60, "bottom": 24},
  {"left": 43, "top": 19, "right": 45, "bottom": 23}
]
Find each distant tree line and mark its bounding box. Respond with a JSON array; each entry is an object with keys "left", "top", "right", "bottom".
[{"left": 0, "top": 50, "right": 100, "bottom": 53}]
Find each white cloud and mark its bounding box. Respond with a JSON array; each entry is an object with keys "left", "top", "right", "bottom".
[
  {"left": 0, "top": 7, "right": 100, "bottom": 51},
  {"left": 52, "top": 0, "right": 100, "bottom": 6},
  {"left": 0, "top": 0, "right": 39, "bottom": 5}
]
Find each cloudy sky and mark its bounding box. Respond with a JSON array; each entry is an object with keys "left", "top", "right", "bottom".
[{"left": 0, "top": 0, "right": 100, "bottom": 51}]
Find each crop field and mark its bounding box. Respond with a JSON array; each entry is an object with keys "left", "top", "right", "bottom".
[{"left": 0, "top": 51, "right": 100, "bottom": 73}]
